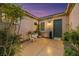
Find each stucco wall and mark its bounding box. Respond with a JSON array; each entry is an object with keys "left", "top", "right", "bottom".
[
  {"left": 39, "top": 15, "right": 68, "bottom": 38},
  {"left": 0, "top": 22, "right": 5, "bottom": 30},
  {"left": 18, "top": 16, "right": 38, "bottom": 41},
  {"left": 69, "top": 4, "right": 79, "bottom": 30},
  {"left": 0, "top": 14, "right": 38, "bottom": 41}
]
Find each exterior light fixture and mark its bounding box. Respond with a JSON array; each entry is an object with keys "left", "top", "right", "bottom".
[
  {"left": 48, "top": 19, "right": 51, "bottom": 23},
  {"left": 34, "top": 22, "right": 38, "bottom": 25}
]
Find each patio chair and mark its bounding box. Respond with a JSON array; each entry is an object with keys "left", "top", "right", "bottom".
[{"left": 30, "top": 33, "right": 38, "bottom": 42}]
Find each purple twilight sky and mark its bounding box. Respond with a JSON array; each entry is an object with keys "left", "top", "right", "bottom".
[{"left": 20, "top": 3, "right": 67, "bottom": 17}]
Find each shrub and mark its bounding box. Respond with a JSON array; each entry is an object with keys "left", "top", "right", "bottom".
[
  {"left": 65, "top": 48, "right": 77, "bottom": 56},
  {"left": 0, "top": 30, "right": 21, "bottom": 56},
  {"left": 64, "top": 26, "right": 79, "bottom": 55}
]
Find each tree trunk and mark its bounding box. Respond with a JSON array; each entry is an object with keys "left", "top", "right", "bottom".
[{"left": 17, "top": 18, "right": 21, "bottom": 34}]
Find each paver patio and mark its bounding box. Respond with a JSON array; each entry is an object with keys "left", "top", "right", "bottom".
[{"left": 16, "top": 38, "right": 64, "bottom": 56}]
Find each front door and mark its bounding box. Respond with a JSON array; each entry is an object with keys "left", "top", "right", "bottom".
[{"left": 53, "top": 19, "right": 62, "bottom": 37}]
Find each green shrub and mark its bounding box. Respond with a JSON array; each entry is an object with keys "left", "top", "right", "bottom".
[
  {"left": 65, "top": 48, "right": 77, "bottom": 56},
  {"left": 64, "top": 26, "right": 79, "bottom": 55},
  {"left": 0, "top": 30, "right": 21, "bottom": 56}
]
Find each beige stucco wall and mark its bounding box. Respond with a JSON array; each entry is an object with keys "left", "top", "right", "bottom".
[
  {"left": 39, "top": 15, "right": 68, "bottom": 38},
  {"left": 0, "top": 22, "right": 5, "bottom": 30},
  {"left": 69, "top": 4, "right": 79, "bottom": 30},
  {"left": 0, "top": 14, "right": 38, "bottom": 41},
  {"left": 18, "top": 16, "right": 38, "bottom": 41}
]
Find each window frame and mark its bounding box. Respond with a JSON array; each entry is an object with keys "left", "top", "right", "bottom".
[{"left": 40, "top": 22, "right": 45, "bottom": 32}]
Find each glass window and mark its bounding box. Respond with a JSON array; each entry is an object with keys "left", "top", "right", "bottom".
[{"left": 40, "top": 22, "right": 45, "bottom": 31}]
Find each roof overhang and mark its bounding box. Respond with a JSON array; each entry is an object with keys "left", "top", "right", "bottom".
[
  {"left": 24, "top": 11, "right": 39, "bottom": 20},
  {"left": 39, "top": 12, "right": 66, "bottom": 20},
  {"left": 39, "top": 3, "right": 76, "bottom": 21},
  {"left": 65, "top": 3, "right": 75, "bottom": 15}
]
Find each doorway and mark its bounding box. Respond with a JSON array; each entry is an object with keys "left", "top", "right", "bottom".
[{"left": 53, "top": 19, "right": 62, "bottom": 37}]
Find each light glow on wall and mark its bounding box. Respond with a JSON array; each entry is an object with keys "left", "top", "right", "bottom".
[{"left": 47, "top": 21, "right": 52, "bottom": 29}]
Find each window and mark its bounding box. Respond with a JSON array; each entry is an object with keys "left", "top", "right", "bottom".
[{"left": 40, "top": 22, "right": 45, "bottom": 31}]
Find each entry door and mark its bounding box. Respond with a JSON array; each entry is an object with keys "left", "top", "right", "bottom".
[{"left": 53, "top": 19, "right": 62, "bottom": 37}]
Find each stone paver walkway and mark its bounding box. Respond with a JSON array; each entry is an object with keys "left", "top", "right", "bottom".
[{"left": 16, "top": 38, "right": 64, "bottom": 56}]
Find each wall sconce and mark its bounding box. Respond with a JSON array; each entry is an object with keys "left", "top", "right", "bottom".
[
  {"left": 47, "top": 20, "right": 52, "bottom": 29},
  {"left": 48, "top": 21, "right": 51, "bottom": 26},
  {"left": 48, "top": 20, "right": 51, "bottom": 23},
  {"left": 34, "top": 22, "right": 38, "bottom": 25},
  {"left": 48, "top": 18, "right": 51, "bottom": 23}
]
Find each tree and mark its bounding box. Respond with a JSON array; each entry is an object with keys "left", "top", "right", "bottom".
[{"left": 0, "top": 3, "right": 25, "bottom": 56}]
